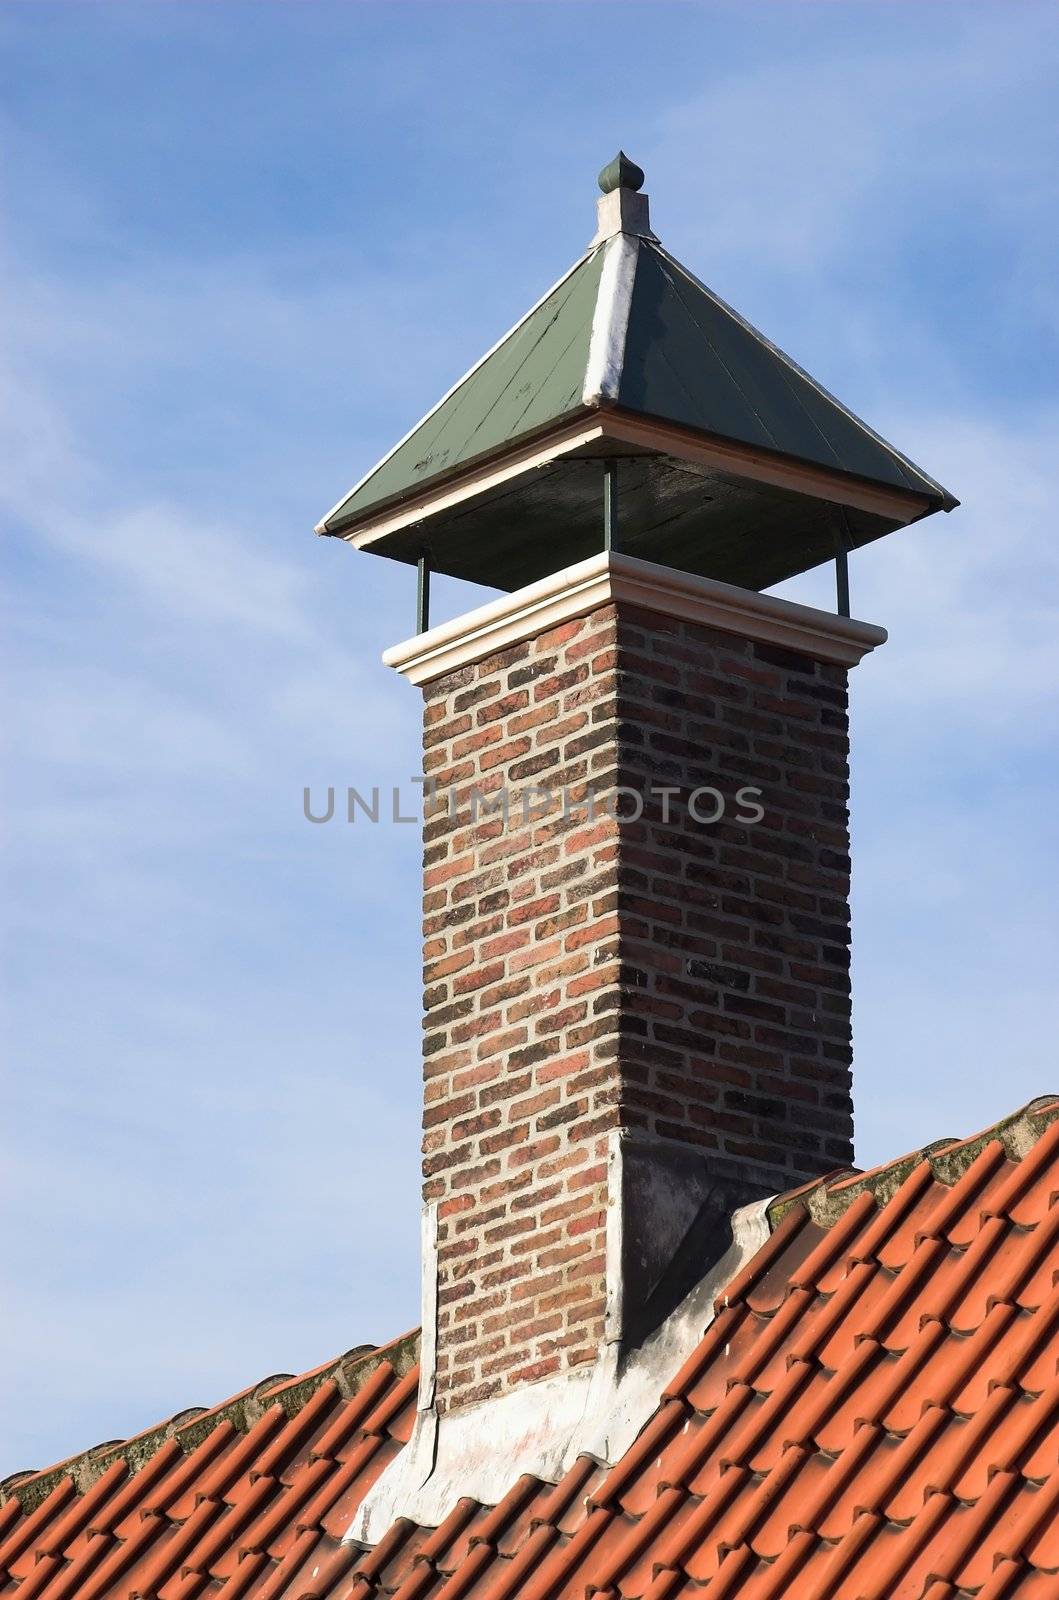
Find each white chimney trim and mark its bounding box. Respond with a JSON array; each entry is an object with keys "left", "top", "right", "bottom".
[{"left": 383, "top": 550, "right": 887, "bottom": 684}]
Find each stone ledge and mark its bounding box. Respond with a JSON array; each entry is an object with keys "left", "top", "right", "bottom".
[{"left": 383, "top": 552, "right": 887, "bottom": 685}]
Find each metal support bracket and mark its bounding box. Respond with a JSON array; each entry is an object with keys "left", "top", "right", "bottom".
[
  {"left": 603, "top": 461, "right": 618, "bottom": 554},
  {"left": 416, "top": 552, "right": 431, "bottom": 635},
  {"left": 834, "top": 510, "right": 852, "bottom": 619}
]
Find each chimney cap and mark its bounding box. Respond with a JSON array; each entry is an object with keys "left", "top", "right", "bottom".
[
  {"left": 317, "top": 161, "right": 957, "bottom": 595},
  {"left": 598, "top": 151, "right": 645, "bottom": 195}
]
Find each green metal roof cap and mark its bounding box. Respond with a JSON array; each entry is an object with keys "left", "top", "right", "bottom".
[
  {"left": 328, "top": 249, "right": 606, "bottom": 527},
  {"left": 318, "top": 158, "right": 956, "bottom": 594}
]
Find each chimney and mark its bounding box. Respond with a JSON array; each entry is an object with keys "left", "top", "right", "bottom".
[{"left": 318, "top": 158, "right": 956, "bottom": 1416}]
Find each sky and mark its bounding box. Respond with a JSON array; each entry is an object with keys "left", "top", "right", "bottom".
[{"left": 2, "top": 0, "right": 1057, "bottom": 1473}]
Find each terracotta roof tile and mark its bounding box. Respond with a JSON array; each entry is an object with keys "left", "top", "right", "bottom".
[
  {"left": 4, "top": 1099, "right": 1059, "bottom": 1599},
  {"left": 0, "top": 1336, "right": 419, "bottom": 1600}
]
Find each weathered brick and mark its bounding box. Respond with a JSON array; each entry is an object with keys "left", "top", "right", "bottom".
[{"left": 418, "top": 598, "right": 856, "bottom": 1411}]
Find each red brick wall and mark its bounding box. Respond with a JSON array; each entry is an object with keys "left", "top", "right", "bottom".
[{"left": 419, "top": 601, "right": 853, "bottom": 1411}]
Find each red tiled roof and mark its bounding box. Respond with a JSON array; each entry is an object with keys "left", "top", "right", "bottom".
[
  {"left": 4, "top": 1098, "right": 1058, "bottom": 1600},
  {"left": 0, "top": 1337, "right": 421, "bottom": 1600}
]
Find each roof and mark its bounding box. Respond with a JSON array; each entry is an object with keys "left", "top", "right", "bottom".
[
  {"left": 0, "top": 1334, "right": 421, "bottom": 1600},
  {"left": 322, "top": 249, "right": 605, "bottom": 534},
  {"left": 317, "top": 227, "right": 955, "bottom": 544},
  {"left": 4, "top": 1095, "right": 1057, "bottom": 1600}
]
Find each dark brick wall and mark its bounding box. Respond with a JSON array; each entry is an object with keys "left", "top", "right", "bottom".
[{"left": 418, "top": 601, "right": 853, "bottom": 1410}]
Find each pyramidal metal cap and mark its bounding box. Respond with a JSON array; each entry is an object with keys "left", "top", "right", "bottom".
[{"left": 316, "top": 157, "right": 957, "bottom": 596}]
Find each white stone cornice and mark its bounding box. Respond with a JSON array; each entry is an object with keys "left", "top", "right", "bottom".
[{"left": 382, "top": 552, "right": 887, "bottom": 685}]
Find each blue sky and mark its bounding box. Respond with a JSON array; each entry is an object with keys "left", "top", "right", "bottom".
[{"left": 2, "top": 1, "right": 1057, "bottom": 1472}]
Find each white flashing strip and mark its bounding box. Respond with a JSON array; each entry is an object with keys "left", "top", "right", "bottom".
[
  {"left": 582, "top": 233, "right": 638, "bottom": 405},
  {"left": 347, "top": 1194, "right": 773, "bottom": 1545},
  {"left": 383, "top": 551, "right": 887, "bottom": 685}
]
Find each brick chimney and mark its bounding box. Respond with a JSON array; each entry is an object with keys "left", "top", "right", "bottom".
[
  {"left": 385, "top": 556, "right": 884, "bottom": 1410},
  {"left": 318, "top": 157, "right": 954, "bottom": 1420}
]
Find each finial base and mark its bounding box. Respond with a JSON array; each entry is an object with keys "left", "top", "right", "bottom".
[{"left": 591, "top": 186, "right": 655, "bottom": 246}]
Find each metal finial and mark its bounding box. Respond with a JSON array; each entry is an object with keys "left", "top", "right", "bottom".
[{"left": 598, "top": 152, "right": 645, "bottom": 195}]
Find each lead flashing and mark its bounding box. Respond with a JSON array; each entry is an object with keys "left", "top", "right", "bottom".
[
  {"left": 383, "top": 551, "right": 887, "bottom": 685},
  {"left": 348, "top": 1186, "right": 773, "bottom": 1545},
  {"left": 583, "top": 233, "right": 638, "bottom": 404}
]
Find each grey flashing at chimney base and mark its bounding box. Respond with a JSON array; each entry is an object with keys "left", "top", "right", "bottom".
[{"left": 345, "top": 1130, "right": 773, "bottom": 1545}]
